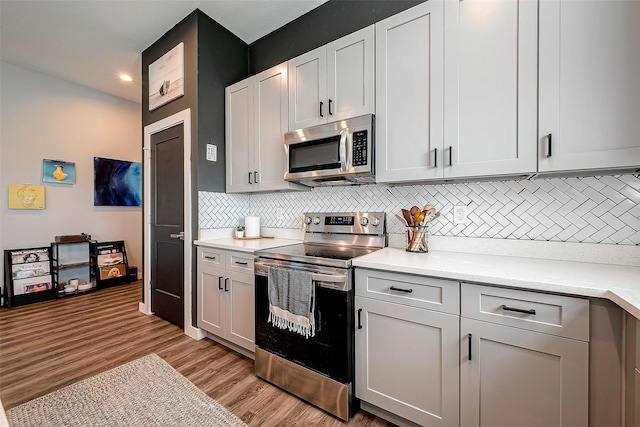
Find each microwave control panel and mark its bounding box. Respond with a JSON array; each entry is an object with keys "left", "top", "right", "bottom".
[{"left": 352, "top": 130, "right": 368, "bottom": 166}]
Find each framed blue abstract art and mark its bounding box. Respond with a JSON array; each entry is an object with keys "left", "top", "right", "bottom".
[{"left": 94, "top": 157, "right": 142, "bottom": 207}]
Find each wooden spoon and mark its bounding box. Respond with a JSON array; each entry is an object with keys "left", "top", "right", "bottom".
[
  {"left": 413, "top": 211, "right": 426, "bottom": 226},
  {"left": 401, "top": 208, "right": 413, "bottom": 226},
  {"left": 410, "top": 206, "right": 420, "bottom": 226},
  {"left": 395, "top": 213, "right": 408, "bottom": 226}
]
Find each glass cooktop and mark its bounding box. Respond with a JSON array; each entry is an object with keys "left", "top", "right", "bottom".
[{"left": 255, "top": 243, "right": 380, "bottom": 269}]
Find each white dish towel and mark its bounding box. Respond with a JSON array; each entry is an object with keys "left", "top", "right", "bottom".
[{"left": 267, "top": 266, "right": 315, "bottom": 338}]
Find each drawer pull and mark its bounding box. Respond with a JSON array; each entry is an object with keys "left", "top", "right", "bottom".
[
  {"left": 502, "top": 304, "right": 536, "bottom": 315},
  {"left": 357, "top": 308, "right": 363, "bottom": 329},
  {"left": 218, "top": 276, "right": 223, "bottom": 291},
  {"left": 204, "top": 256, "right": 217, "bottom": 261},
  {"left": 468, "top": 333, "right": 472, "bottom": 361},
  {"left": 224, "top": 278, "right": 229, "bottom": 292},
  {"left": 234, "top": 261, "right": 248, "bottom": 266},
  {"left": 390, "top": 286, "right": 413, "bottom": 293}
]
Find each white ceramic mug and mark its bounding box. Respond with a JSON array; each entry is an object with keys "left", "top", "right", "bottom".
[{"left": 69, "top": 278, "right": 79, "bottom": 287}]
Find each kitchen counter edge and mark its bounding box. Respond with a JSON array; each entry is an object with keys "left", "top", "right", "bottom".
[
  {"left": 352, "top": 247, "right": 640, "bottom": 320},
  {"left": 194, "top": 238, "right": 301, "bottom": 253}
]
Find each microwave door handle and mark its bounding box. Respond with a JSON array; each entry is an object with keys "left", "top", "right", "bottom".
[{"left": 339, "top": 130, "right": 349, "bottom": 171}]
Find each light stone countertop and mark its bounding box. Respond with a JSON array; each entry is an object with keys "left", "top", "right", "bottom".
[
  {"left": 194, "top": 237, "right": 300, "bottom": 253},
  {"left": 352, "top": 247, "right": 640, "bottom": 319}
]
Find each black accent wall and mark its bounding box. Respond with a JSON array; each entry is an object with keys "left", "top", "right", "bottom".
[
  {"left": 141, "top": 10, "right": 248, "bottom": 322},
  {"left": 248, "top": 0, "right": 425, "bottom": 75},
  {"left": 142, "top": 9, "right": 248, "bottom": 194}
]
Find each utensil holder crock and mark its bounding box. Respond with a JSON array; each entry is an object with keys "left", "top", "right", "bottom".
[{"left": 406, "top": 226, "right": 428, "bottom": 253}]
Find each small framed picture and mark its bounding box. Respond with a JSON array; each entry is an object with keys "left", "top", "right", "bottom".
[
  {"left": 8, "top": 184, "right": 45, "bottom": 209},
  {"left": 148, "top": 42, "right": 185, "bottom": 111},
  {"left": 43, "top": 159, "right": 75, "bottom": 184}
]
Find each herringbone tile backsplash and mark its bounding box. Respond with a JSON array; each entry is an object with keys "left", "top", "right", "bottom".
[{"left": 199, "top": 174, "right": 640, "bottom": 245}]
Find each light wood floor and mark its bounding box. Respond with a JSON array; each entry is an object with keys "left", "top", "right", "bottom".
[{"left": 0, "top": 282, "right": 394, "bottom": 426}]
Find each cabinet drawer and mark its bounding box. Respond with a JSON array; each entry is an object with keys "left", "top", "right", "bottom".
[
  {"left": 197, "top": 247, "right": 224, "bottom": 266},
  {"left": 355, "top": 268, "right": 459, "bottom": 315},
  {"left": 461, "top": 283, "right": 589, "bottom": 341},
  {"left": 226, "top": 252, "right": 254, "bottom": 274}
]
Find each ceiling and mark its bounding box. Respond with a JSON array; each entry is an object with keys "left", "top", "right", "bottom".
[{"left": 0, "top": 0, "right": 328, "bottom": 104}]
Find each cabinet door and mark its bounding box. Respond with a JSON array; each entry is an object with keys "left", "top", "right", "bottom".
[
  {"left": 225, "top": 78, "right": 254, "bottom": 193},
  {"left": 355, "top": 296, "right": 459, "bottom": 427},
  {"left": 539, "top": 0, "right": 640, "bottom": 172},
  {"left": 375, "top": 1, "right": 444, "bottom": 183},
  {"left": 460, "top": 318, "right": 588, "bottom": 427},
  {"left": 224, "top": 270, "right": 255, "bottom": 351},
  {"left": 444, "top": 0, "right": 537, "bottom": 178},
  {"left": 197, "top": 263, "right": 225, "bottom": 337},
  {"left": 326, "top": 25, "right": 375, "bottom": 122},
  {"left": 288, "top": 46, "right": 327, "bottom": 130},
  {"left": 253, "top": 63, "right": 290, "bottom": 192}
]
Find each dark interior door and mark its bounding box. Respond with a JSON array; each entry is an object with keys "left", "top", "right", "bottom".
[{"left": 150, "top": 123, "right": 184, "bottom": 328}]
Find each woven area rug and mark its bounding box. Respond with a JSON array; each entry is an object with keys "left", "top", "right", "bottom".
[{"left": 6, "top": 353, "right": 247, "bottom": 427}]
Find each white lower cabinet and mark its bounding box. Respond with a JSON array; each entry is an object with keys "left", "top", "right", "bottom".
[
  {"left": 196, "top": 247, "right": 255, "bottom": 352},
  {"left": 355, "top": 269, "right": 460, "bottom": 427},
  {"left": 460, "top": 283, "right": 589, "bottom": 427},
  {"left": 355, "top": 270, "right": 591, "bottom": 427}
]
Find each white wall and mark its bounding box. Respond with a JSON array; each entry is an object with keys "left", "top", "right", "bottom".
[{"left": 0, "top": 61, "right": 142, "bottom": 296}]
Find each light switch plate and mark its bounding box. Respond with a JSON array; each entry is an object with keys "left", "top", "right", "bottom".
[{"left": 206, "top": 144, "right": 217, "bottom": 162}]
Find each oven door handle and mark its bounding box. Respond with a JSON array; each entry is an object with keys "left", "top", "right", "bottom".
[{"left": 255, "top": 262, "right": 347, "bottom": 285}]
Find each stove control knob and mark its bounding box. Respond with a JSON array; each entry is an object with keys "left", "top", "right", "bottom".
[
  {"left": 371, "top": 217, "right": 381, "bottom": 227},
  {"left": 360, "top": 217, "right": 369, "bottom": 226},
  {"left": 305, "top": 216, "right": 313, "bottom": 225},
  {"left": 313, "top": 216, "right": 321, "bottom": 225}
]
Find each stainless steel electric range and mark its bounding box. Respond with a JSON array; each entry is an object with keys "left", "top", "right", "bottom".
[{"left": 254, "top": 212, "right": 386, "bottom": 421}]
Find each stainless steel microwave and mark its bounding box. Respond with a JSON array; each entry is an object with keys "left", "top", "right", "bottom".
[{"left": 284, "top": 114, "right": 375, "bottom": 187}]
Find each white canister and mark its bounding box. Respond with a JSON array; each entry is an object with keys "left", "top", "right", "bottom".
[{"left": 244, "top": 216, "right": 260, "bottom": 238}]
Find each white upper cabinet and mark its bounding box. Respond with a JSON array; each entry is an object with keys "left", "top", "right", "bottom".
[
  {"left": 375, "top": 1, "right": 445, "bottom": 183},
  {"left": 226, "top": 63, "right": 305, "bottom": 193},
  {"left": 288, "top": 25, "right": 375, "bottom": 130},
  {"left": 226, "top": 79, "right": 253, "bottom": 193},
  {"left": 538, "top": 0, "right": 640, "bottom": 172},
  {"left": 443, "top": 0, "right": 538, "bottom": 178}
]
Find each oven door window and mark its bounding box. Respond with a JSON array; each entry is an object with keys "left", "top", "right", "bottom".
[
  {"left": 289, "top": 135, "right": 342, "bottom": 173},
  {"left": 255, "top": 274, "right": 354, "bottom": 383}
]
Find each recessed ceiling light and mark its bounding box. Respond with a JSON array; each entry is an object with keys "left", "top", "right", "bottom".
[{"left": 119, "top": 74, "right": 133, "bottom": 82}]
